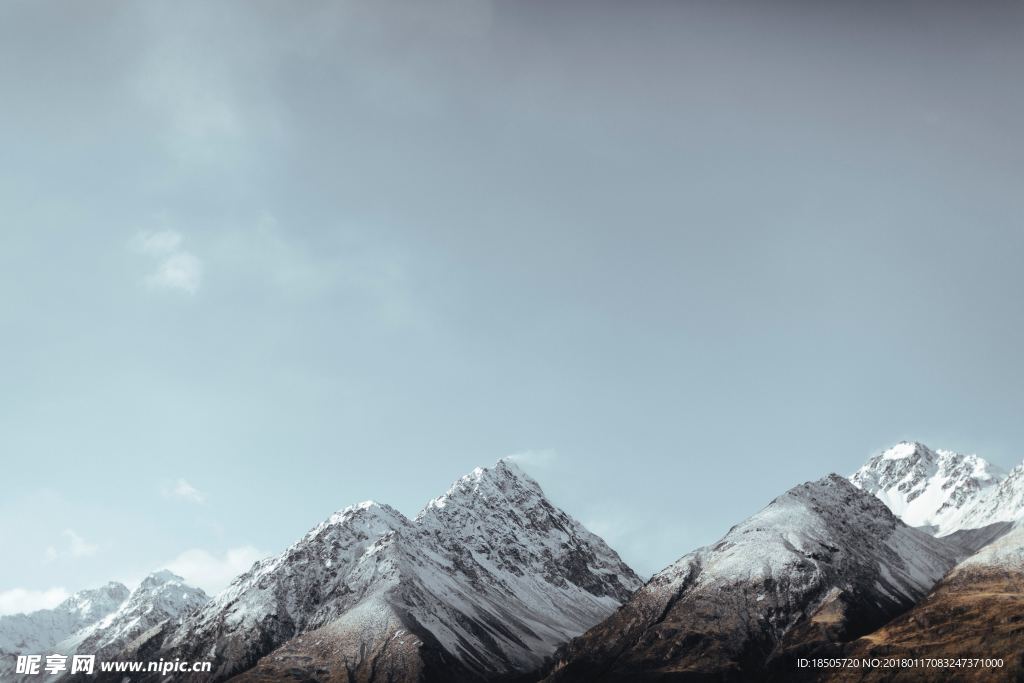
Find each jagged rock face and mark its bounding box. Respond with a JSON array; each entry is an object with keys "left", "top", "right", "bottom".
[
  {"left": 138, "top": 502, "right": 413, "bottom": 682},
  {"left": 545, "top": 476, "right": 958, "bottom": 682},
  {"left": 850, "top": 442, "right": 1005, "bottom": 536},
  {"left": 957, "top": 463, "right": 1024, "bottom": 532},
  {"left": 124, "top": 461, "right": 640, "bottom": 683},
  {"left": 0, "top": 582, "right": 130, "bottom": 653},
  {"left": 832, "top": 523, "right": 1024, "bottom": 683},
  {"left": 0, "top": 582, "right": 129, "bottom": 681},
  {"left": 63, "top": 571, "right": 208, "bottom": 665}
]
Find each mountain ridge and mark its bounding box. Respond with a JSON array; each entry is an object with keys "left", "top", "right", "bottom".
[
  {"left": 111, "top": 459, "right": 640, "bottom": 682},
  {"left": 544, "top": 474, "right": 959, "bottom": 682}
]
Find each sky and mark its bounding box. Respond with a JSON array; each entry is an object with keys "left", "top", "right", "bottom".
[{"left": 2, "top": 0, "right": 1024, "bottom": 614}]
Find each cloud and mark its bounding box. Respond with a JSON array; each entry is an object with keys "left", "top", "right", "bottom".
[
  {"left": 136, "top": 229, "right": 183, "bottom": 255},
  {"left": 65, "top": 529, "right": 98, "bottom": 557},
  {"left": 162, "top": 478, "right": 205, "bottom": 504},
  {"left": 0, "top": 587, "right": 69, "bottom": 616},
  {"left": 504, "top": 449, "right": 558, "bottom": 470},
  {"left": 163, "top": 546, "right": 266, "bottom": 594},
  {"left": 132, "top": 229, "right": 203, "bottom": 294},
  {"left": 43, "top": 529, "right": 98, "bottom": 563},
  {"left": 146, "top": 250, "right": 202, "bottom": 294}
]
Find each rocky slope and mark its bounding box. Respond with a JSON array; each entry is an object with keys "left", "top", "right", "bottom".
[
  {"left": 116, "top": 460, "right": 640, "bottom": 682},
  {"left": 0, "top": 582, "right": 129, "bottom": 681},
  {"left": 957, "top": 463, "right": 1024, "bottom": 532},
  {"left": 61, "top": 570, "right": 207, "bottom": 674},
  {"left": 850, "top": 442, "right": 1006, "bottom": 536},
  {"left": 544, "top": 475, "right": 958, "bottom": 682},
  {"left": 831, "top": 522, "right": 1024, "bottom": 682}
]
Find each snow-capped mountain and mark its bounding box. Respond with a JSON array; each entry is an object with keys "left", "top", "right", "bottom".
[
  {"left": 850, "top": 441, "right": 1005, "bottom": 535},
  {"left": 120, "top": 460, "right": 641, "bottom": 682},
  {"left": 545, "top": 475, "right": 958, "bottom": 681},
  {"left": 0, "top": 582, "right": 129, "bottom": 680},
  {"left": 61, "top": 571, "right": 207, "bottom": 665},
  {"left": 957, "top": 462, "right": 1024, "bottom": 531},
  {"left": 0, "top": 573, "right": 207, "bottom": 683}
]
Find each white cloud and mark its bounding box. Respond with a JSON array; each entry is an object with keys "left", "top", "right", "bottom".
[
  {"left": 132, "top": 229, "right": 203, "bottom": 294},
  {"left": 163, "top": 546, "right": 266, "bottom": 594},
  {"left": 43, "top": 529, "right": 98, "bottom": 563},
  {"left": 135, "top": 229, "right": 183, "bottom": 255},
  {"left": 0, "top": 587, "right": 69, "bottom": 616},
  {"left": 146, "top": 250, "right": 202, "bottom": 293},
  {"left": 162, "top": 478, "right": 205, "bottom": 504},
  {"left": 65, "top": 529, "right": 98, "bottom": 557},
  {"left": 504, "top": 449, "right": 558, "bottom": 469}
]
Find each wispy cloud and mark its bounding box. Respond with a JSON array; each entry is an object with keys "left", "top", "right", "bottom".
[
  {"left": 504, "top": 449, "right": 558, "bottom": 470},
  {"left": 162, "top": 478, "right": 205, "bottom": 504},
  {"left": 132, "top": 229, "right": 203, "bottom": 294},
  {"left": 163, "top": 546, "right": 266, "bottom": 594},
  {"left": 136, "top": 229, "right": 183, "bottom": 255},
  {"left": 44, "top": 529, "right": 99, "bottom": 562},
  {"left": 0, "top": 587, "right": 69, "bottom": 616}
]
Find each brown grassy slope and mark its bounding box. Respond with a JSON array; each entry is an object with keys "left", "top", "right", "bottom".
[{"left": 825, "top": 568, "right": 1024, "bottom": 683}]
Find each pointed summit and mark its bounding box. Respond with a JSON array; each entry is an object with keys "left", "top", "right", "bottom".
[
  {"left": 138, "top": 569, "right": 184, "bottom": 588},
  {"left": 0, "top": 582, "right": 130, "bottom": 681},
  {"left": 850, "top": 441, "right": 1004, "bottom": 535},
  {"left": 56, "top": 571, "right": 207, "bottom": 662},
  {"left": 131, "top": 459, "right": 640, "bottom": 682},
  {"left": 420, "top": 458, "right": 542, "bottom": 514},
  {"left": 546, "top": 475, "right": 957, "bottom": 682}
]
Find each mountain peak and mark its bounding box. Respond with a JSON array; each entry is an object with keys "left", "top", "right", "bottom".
[
  {"left": 319, "top": 499, "right": 408, "bottom": 531},
  {"left": 881, "top": 441, "right": 932, "bottom": 461},
  {"left": 58, "top": 582, "right": 131, "bottom": 620},
  {"left": 851, "top": 442, "right": 1007, "bottom": 535},
  {"left": 147, "top": 458, "right": 640, "bottom": 682},
  {"left": 549, "top": 473, "right": 956, "bottom": 682},
  {"left": 419, "top": 458, "right": 542, "bottom": 516},
  {"left": 139, "top": 569, "right": 185, "bottom": 589},
  {"left": 54, "top": 572, "right": 208, "bottom": 664}
]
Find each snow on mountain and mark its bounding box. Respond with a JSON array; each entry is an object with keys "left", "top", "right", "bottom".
[
  {"left": 0, "top": 572, "right": 206, "bottom": 683},
  {"left": 144, "top": 500, "right": 414, "bottom": 680},
  {"left": 545, "top": 475, "right": 958, "bottom": 681},
  {"left": 834, "top": 520, "right": 1024, "bottom": 683},
  {"left": 0, "top": 582, "right": 129, "bottom": 680},
  {"left": 954, "top": 520, "right": 1024, "bottom": 572},
  {"left": 402, "top": 461, "right": 640, "bottom": 672},
  {"left": 59, "top": 570, "right": 207, "bottom": 662},
  {"left": 850, "top": 441, "right": 1007, "bottom": 535},
  {"left": 122, "top": 459, "right": 640, "bottom": 682},
  {"left": 0, "top": 582, "right": 129, "bottom": 654},
  {"left": 956, "top": 463, "right": 1024, "bottom": 531}
]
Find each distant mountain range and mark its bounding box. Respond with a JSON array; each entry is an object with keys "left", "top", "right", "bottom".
[
  {"left": 3, "top": 442, "right": 1023, "bottom": 682},
  {"left": 0, "top": 572, "right": 206, "bottom": 683},
  {"left": 549, "top": 442, "right": 1024, "bottom": 682}
]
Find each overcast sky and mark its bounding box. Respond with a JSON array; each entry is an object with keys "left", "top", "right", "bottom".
[{"left": 3, "top": 0, "right": 1024, "bottom": 614}]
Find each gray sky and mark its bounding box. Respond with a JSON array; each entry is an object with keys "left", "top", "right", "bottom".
[{"left": 3, "top": 0, "right": 1024, "bottom": 613}]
